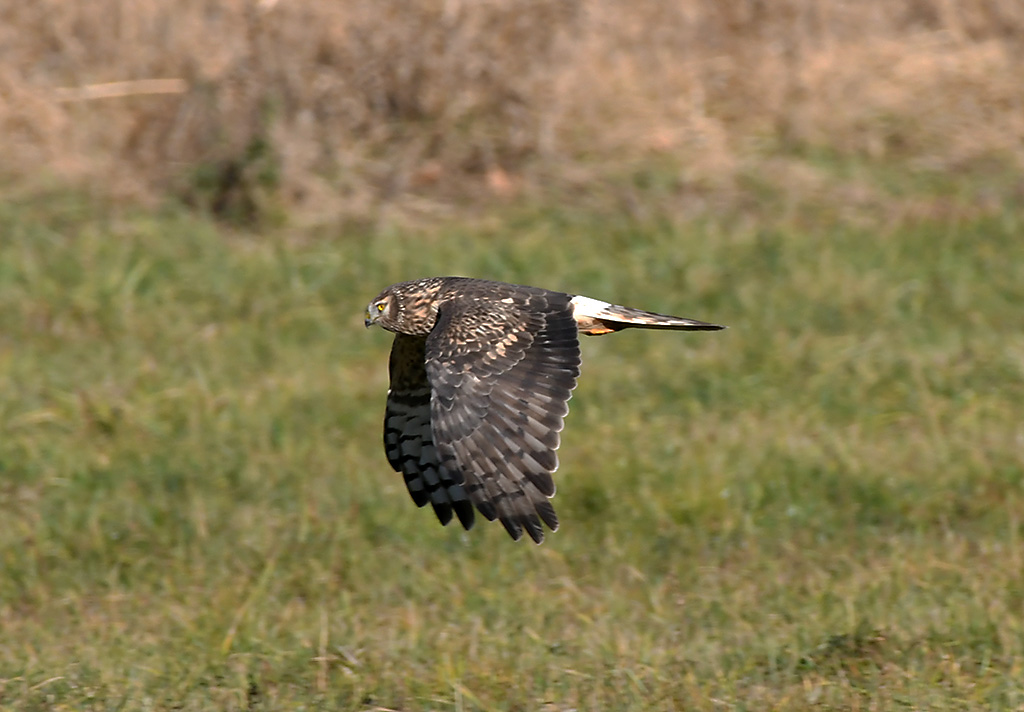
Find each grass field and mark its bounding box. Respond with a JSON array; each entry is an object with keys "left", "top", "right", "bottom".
[{"left": 1, "top": 170, "right": 1024, "bottom": 710}]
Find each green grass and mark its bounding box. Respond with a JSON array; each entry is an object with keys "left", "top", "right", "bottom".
[{"left": 1, "top": 180, "right": 1023, "bottom": 711}]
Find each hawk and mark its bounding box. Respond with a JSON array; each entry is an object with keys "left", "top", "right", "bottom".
[{"left": 364, "top": 277, "right": 724, "bottom": 544}]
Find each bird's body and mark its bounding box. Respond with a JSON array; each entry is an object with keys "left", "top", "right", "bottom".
[{"left": 365, "top": 277, "right": 724, "bottom": 543}]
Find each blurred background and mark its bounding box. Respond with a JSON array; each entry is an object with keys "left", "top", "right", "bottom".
[
  {"left": 2, "top": 2, "right": 1024, "bottom": 710},
  {"left": 3, "top": 0, "right": 1022, "bottom": 223}
]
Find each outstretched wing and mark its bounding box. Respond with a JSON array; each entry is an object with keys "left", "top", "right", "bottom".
[
  {"left": 425, "top": 286, "right": 581, "bottom": 543},
  {"left": 384, "top": 333, "right": 475, "bottom": 530}
]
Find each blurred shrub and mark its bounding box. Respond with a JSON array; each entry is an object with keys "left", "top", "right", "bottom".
[{"left": 1, "top": 0, "right": 1022, "bottom": 220}]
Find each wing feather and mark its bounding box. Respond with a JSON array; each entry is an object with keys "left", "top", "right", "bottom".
[
  {"left": 384, "top": 334, "right": 475, "bottom": 530},
  {"left": 425, "top": 284, "right": 580, "bottom": 543}
]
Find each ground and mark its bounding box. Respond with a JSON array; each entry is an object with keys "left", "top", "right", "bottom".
[{"left": 1, "top": 166, "right": 1023, "bottom": 709}]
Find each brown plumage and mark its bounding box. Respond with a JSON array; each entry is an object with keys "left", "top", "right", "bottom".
[{"left": 365, "top": 277, "right": 724, "bottom": 543}]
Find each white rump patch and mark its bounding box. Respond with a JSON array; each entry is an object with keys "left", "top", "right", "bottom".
[{"left": 569, "top": 295, "right": 613, "bottom": 318}]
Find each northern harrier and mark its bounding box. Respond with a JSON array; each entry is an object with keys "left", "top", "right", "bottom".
[{"left": 365, "top": 277, "right": 724, "bottom": 543}]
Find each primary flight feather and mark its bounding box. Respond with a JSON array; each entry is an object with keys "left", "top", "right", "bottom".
[{"left": 365, "top": 277, "right": 724, "bottom": 543}]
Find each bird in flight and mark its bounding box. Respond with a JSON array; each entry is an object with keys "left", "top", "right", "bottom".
[{"left": 365, "top": 277, "right": 724, "bottom": 544}]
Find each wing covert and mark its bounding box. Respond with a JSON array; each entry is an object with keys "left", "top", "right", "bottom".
[{"left": 425, "top": 286, "right": 581, "bottom": 543}]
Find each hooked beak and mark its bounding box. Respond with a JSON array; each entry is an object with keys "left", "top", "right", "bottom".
[{"left": 364, "top": 309, "right": 375, "bottom": 328}]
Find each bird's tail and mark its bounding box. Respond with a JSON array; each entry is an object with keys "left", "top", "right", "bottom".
[{"left": 570, "top": 295, "right": 725, "bottom": 336}]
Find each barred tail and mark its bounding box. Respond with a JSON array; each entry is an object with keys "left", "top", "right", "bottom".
[{"left": 569, "top": 295, "right": 725, "bottom": 336}]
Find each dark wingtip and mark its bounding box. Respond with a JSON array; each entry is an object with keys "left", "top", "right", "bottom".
[
  {"left": 476, "top": 501, "right": 498, "bottom": 521},
  {"left": 496, "top": 510, "right": 555, "bottom": 544},
  {"left": 432, "top": 501, "right": 454, "bottom": 526},
  {"left": 521, "top": 513, "right": 545, "bottom": 544},
  {"left": 536, "top": 500, "right": 559, "bottom": 531},
  {"left": 454, "top": 501, "right": 475, "bottom": 530},
  {"left": 500, "top": 517, "right": 524, "bottom": 542}
]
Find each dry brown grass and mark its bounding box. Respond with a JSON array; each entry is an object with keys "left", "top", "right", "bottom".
[{"left": 2, "top": 0, "right": 1022, "bottom": 219}]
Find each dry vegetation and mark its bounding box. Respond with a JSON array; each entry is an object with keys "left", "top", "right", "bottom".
[
  {"left": 2, "top": 0, "right": 1023, "bottom": 220},
  {"left": 3, "top": 4, "right": 1024, "bottom": 709}
]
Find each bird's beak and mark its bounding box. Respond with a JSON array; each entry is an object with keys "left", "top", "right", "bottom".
[{"left": 364, "top": 310, "right": 373, "bottom": 328}]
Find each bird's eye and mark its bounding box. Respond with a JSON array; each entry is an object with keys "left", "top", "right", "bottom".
[{"left": 377, "top": 303, "right": 386, "bottom": 312}]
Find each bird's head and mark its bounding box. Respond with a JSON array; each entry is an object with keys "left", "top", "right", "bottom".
[
  {"left": 365, "top": 278, "right": 446, "bottom": 335},
  {"left": 364, "top": 288, "right": 396, "bottom": 329}
]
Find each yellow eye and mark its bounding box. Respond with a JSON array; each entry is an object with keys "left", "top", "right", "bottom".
[{"left": 377, "top": 303, "right": 386, "bottom": 312}]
